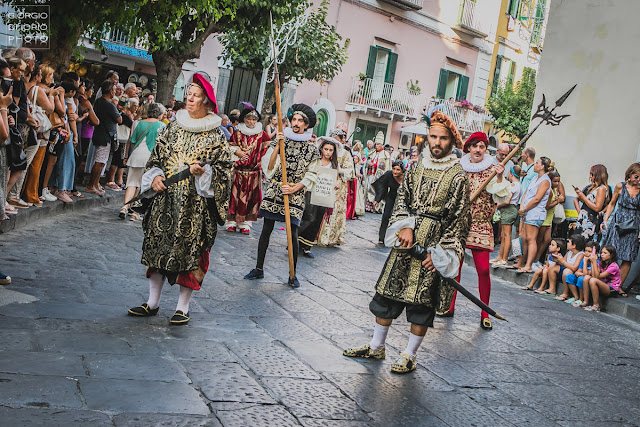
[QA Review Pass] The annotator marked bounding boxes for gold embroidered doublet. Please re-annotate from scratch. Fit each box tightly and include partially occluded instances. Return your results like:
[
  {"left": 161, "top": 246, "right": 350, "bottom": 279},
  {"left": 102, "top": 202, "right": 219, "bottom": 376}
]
[{"left": 375, "top": 161, "right": 470, "bottom": 309}]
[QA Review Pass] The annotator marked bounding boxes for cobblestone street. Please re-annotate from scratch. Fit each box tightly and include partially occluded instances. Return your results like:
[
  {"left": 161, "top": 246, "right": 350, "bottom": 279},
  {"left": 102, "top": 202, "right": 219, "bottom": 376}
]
[{"left": 0, "top": 206, "right": 639, "bottom": 426}]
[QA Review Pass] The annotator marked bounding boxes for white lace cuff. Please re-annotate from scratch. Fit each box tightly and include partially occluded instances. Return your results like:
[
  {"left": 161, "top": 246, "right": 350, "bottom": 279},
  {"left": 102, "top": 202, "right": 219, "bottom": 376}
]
[
  {"left": 384, "top": 217, "right": 416, "bottom": 247},
  {"left": 427, "top": 245, "right": 460, "bottom": 278},
  {"left": 140, "top": 167, "right": 164, "bottom": 194},
  {"left": 195, "top": 164, "right": 215, "bottom": 198}
]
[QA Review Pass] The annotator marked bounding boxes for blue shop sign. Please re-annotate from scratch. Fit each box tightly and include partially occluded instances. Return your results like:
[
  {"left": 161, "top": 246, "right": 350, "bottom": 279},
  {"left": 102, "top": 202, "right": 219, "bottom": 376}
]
[{"left": 104, "top": 42, "right": 152, "bottom": 60}]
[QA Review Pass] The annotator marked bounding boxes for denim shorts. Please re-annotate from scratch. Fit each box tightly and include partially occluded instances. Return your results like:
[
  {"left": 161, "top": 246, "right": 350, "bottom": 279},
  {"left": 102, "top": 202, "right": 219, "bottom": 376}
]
[{"left": 524, "top": 218, "right": 544, "bottom": 227}]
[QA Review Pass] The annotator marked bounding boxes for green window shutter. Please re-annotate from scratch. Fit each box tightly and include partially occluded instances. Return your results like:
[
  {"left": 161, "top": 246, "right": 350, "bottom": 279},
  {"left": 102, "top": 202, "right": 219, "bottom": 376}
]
[
  {"left": 506, "top": 61, "right": 516, "bottom": 87},
  {"left": 436, "top": 69, "right": 449, "bottom": 99},
  {"left": 366, "top": 46, "right": 377, "bottom": 79},
  {"left": 384, "top": 52, "right": 398, "bottom": 84},
  {"left": 507, "top": 0, "right": 521, "bottom": 16},
  {"left": 456, "top": 75, "right": 470, "bottom": 100},
  {"left": 491, "top": 55, "right": 503, "bottom": 96}
]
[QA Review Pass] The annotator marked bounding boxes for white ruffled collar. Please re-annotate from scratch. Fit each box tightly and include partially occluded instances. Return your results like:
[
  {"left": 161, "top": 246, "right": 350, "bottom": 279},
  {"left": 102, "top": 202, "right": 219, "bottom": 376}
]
[
  {"left": 176, "top": 109, "right": 222, "bottom": 132},
  {"left": 237, "top": 122, "right": 263, "bottom": 136},
  {"left": 459, "top": 153, "right": 493, "bottom": 173},
  {"left": 421, "top": 153, "right": 459, "bottom": 170},
  {"left": 284, "top": 127, "right": 312, "bottom": 142}
]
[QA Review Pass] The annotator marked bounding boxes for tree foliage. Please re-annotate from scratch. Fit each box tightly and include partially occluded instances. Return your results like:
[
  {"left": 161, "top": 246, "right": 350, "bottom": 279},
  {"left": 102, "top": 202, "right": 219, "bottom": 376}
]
[
  {"left": 486, "top": 68, "right": 537, "bottom": 142},
  {"left": 219, "top": 0, "right": 349, "bottom": 110}
]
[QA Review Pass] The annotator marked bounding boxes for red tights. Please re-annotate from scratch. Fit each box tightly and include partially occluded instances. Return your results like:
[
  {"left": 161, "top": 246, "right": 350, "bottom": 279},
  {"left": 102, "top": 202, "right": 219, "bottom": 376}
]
[{"left": 449, "top": 248, "right": 491, "bottom": 320}]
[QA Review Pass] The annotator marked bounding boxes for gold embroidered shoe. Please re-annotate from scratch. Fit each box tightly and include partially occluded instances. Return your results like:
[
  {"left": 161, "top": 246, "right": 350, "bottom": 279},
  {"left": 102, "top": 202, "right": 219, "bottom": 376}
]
[
  {"left": 170, "top": 310, "right": 190, "bottom": 325},
  {"left": 128, "top": 303, "right": 159, "bottom": 317},
  {"left": 342, "top": 344, "right": 386, "bottom": 359},
  {"left": 391, "top": 353, "right": 417, "bottom": 374}
]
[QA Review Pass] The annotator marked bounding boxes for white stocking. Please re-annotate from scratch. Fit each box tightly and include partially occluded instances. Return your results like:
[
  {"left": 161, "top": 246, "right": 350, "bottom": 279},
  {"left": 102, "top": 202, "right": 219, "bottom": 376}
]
[
  {"left": 369, "top": 324, "right": 390, "bottom": 350},
  {"left": 403, "top": 333, "right": 425, "bottom": 358},
  {"left": 176, "top": 286, "right": 193, "bottom": 313},
  {"left": 146, "top": 274, "right": 165, "bottom": 309}
]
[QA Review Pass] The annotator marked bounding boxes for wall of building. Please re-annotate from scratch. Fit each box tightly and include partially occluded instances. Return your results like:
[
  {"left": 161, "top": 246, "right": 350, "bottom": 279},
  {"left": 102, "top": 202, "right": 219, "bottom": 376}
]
[{"left": 528, "top": 0, "right": 640, "bottom": 200}]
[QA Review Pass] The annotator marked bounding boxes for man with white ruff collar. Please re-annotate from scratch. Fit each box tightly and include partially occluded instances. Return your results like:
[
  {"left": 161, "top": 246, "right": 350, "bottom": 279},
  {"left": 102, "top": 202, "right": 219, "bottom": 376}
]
[
  {"left": 244, "top": 103, "right": 320, "bottom": 288},
  {"left": 225, "top": 102, "right": 271, "bottom": 234},
  {"left": 343, "top": 111, "right": 470, "bottom": 374},
  {"left": 442, "top": 132, "right": 511, "bottom": 330},
  {"left": 127, "top": 74, "right": 233, "bottom": 325}
]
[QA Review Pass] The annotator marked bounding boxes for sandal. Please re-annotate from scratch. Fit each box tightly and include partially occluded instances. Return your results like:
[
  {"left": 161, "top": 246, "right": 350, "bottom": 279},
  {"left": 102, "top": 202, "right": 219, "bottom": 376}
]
[
  {"left": 618, "top": 291, "right": 628, "bottom": 297},
  {"left": 584, "top": 305, "right": 600, "bottom": 312},
  {"left": 516, "top": 268, "right": 533, "bottom": 274},
  {"left": 555, "top": 295, "right": 568, "bottom": 301},
  {"left": 71, "top": 191, "right": 84, "bottom": 198},
  {"left": 390, "top": 353, "right": 417, "bottom": 374},
  {"left": 521, "top": 286, "right": 534, "bottom": 291}
]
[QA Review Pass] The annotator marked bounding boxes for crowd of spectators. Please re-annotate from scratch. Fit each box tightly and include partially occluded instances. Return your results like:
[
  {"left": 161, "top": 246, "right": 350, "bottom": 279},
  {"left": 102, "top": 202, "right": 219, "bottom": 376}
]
[{"left": 1, "top": 52, "right": 639, "bottom": 313}]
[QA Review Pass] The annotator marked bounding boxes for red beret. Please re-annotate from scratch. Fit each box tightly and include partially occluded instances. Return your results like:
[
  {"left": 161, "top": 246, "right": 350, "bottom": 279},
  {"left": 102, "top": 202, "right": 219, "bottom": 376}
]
[
  {"left": 191, "top": 73, "right": 218, "bottom": 114},
  {"left": 463, "top": 132, "right": 488, "bottom": 153}
]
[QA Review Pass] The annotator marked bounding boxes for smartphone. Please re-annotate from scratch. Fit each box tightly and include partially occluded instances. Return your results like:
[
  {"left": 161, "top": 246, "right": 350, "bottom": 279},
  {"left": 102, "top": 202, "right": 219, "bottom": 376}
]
[
  {"left": 1, "top": 78, "right": 12, "bottom": 95},
  {"left": 592, "top": 247, "right": 596, "bottom": 255}
]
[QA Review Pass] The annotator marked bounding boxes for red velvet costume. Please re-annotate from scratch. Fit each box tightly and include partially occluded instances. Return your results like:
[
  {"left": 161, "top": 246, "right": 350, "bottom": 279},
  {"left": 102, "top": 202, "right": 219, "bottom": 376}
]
[{"left": 227, "top": 125, "right": 271, "bottom": 224}]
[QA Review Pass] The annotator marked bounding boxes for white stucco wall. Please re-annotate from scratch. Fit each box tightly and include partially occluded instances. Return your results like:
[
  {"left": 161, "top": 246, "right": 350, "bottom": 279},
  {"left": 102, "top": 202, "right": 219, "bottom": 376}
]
[{"left": 528, "top": 0, "right": 640, "bottom": 192}]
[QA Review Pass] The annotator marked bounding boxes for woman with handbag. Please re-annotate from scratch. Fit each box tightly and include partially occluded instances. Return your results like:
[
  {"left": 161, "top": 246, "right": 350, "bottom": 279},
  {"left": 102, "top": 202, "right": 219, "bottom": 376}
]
[
  {"left": 120, "top": 102, "right": 165, "bottom": 221},
  {"left": 574, "top": 164, "right": 610, "bottom": 241},
  {"left": 20, "top": 64, "right": 55, "bottom": 206},
  {"left": 601, "top": 162, "right": 640, "bottom": 295}
]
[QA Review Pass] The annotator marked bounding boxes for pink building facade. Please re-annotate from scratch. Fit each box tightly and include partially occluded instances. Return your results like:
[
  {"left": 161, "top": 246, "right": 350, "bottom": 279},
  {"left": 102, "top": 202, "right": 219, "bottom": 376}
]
[{"left": 292, "top": 0, "right": 500, "bottom": 151}]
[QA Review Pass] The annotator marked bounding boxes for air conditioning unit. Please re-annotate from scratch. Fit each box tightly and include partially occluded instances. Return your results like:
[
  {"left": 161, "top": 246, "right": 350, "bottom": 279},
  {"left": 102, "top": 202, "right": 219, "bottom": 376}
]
[{"left": 399, "top": 134, "right": 411, "bottom": 149}]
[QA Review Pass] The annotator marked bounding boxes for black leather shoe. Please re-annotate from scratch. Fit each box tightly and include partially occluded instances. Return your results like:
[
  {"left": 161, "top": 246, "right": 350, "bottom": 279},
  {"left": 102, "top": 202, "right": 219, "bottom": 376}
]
[
  {"left": 128, "top": 303, "right": 159, "bottom": 317},
  {"left": 244, "top": 268, "right": 264, "bottom": 280},
  {"left": 288, "top": 276, "right": 300, "bottom": 288},
  {"left": 170, "top": 310, "right": 190, "bottom": 325},
  {"left": 480, "top": 318, "right": 493, "bottom": 330},
  {"left": 302, "top": 250, "right": 314, "bottom": 258},
  {"left": 436, "top": 309, "right": 454, "bottom": 318}
]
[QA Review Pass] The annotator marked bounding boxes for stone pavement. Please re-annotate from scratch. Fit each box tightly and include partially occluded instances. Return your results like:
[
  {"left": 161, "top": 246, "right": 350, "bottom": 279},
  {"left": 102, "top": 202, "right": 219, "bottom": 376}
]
[{"left": 0, "top": 206, "right": 639, "bottom": 426}]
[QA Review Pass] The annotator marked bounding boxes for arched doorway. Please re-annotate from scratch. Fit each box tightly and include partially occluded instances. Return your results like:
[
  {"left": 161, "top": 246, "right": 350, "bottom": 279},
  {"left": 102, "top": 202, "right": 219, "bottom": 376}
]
[{"left": 314, "top": 109, "right": 329, "bottom": 137}]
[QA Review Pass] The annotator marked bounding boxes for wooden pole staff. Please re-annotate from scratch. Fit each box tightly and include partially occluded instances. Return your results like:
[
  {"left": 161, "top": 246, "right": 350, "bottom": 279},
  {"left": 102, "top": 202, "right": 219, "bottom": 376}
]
[{"left": 470, "top": 85, "right": 576, "bottom": 203}]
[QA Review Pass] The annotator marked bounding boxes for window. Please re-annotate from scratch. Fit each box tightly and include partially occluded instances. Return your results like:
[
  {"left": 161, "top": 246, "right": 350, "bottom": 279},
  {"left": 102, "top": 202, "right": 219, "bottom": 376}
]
[
  {"left": 491, "top": 55, "right": 503, "bottom": 96},
  {"left": 314, "top": 109, "right": 329, "bottom": 137},
  {"left": 353, "top": 119, "right": 387, "bottom": 144},
  {"left": 366, "top": 45, "right": 398, "bottom": 85},
  {"left": 507, "top": 0, "right": 521, "bottom": 17},
  {"left": 436, "top": 69, "right": 469, "bottom": 100}
]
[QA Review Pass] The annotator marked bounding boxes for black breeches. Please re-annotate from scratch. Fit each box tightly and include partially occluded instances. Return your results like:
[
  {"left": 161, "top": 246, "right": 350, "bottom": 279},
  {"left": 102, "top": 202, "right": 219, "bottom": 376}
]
[{"left": 256, "top": 218, "right": 299, "bottom": 271}]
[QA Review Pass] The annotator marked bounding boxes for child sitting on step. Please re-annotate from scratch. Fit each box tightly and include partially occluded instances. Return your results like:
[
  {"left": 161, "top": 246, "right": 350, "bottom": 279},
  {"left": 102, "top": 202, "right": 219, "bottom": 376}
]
[
  {"left": 521, "top": 238, "right": 565, "bottom": 293},
  {"left": 569, "top": 241, "right": 599, "bottom": 307},
  {"left": 582, "top": 245, "right": 622, "bottom": 312},
  {"left": 552, "top": 234, "right": 586, "bottom": 302}
]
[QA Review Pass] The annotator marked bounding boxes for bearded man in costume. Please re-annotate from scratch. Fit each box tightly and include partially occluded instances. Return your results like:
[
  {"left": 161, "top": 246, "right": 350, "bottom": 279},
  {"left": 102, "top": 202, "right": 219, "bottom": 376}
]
[
  {"left": 365, "top": 133, "right": 391, "bottom": 213},
  {"left": 441, "top": 132, "right": 510, "bottom": 330},
  {"left": 317, "top": 129, "right": 355, "bottom": 247},
  {"left": 244, "top": 104, "right": 319, "bottom": 288},
  {"left": 127, "top": 74, "right": 233, "bottom": 325},
  {"left": 343, "top": 111, "right": 470, "bottom": 373},
  {"left": 225, "top": 103, "right": 271, "bottom": 234}
]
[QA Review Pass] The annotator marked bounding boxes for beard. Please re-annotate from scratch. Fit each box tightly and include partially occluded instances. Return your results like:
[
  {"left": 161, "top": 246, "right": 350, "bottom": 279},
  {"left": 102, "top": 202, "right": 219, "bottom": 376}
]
[{"left": 428, "top": 143, "right": 453, "bottom": 159}]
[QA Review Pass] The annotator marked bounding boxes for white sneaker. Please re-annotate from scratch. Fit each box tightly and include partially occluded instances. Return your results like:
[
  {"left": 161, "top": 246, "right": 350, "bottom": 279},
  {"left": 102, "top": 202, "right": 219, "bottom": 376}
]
[
  {"left": 41, "top": 188, "right": 57, "bottom": 202},
  {"left": 531, "top": 261, "right": 543, "bottom": 271}
]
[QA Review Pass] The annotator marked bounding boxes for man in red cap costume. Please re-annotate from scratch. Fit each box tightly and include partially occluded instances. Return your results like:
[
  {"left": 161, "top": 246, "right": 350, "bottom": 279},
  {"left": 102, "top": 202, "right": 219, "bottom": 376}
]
[
  {"left": 225, "top": 102, "right": 271, "bottom": 235},
  {"left": 343, "top": 111, "right": 471, "bottom": 374},
  {"left": 441, "top": 132, "right": 511, "bottom": 330},
  {"left": 127, "top": 74, "right": 234, "bottom": 325}
]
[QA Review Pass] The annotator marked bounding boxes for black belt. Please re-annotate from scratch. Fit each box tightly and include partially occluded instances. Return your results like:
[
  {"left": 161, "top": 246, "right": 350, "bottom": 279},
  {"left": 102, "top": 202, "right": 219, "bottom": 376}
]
[{"left": 410, "top": 211, "right": 442, "bottom": 221}]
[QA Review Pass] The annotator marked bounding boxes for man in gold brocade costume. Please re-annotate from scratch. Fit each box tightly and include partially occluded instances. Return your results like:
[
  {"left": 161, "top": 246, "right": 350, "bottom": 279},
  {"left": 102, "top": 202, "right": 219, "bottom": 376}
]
[{"left": 343, "top": 111, "right": 471, "bottom": 374}]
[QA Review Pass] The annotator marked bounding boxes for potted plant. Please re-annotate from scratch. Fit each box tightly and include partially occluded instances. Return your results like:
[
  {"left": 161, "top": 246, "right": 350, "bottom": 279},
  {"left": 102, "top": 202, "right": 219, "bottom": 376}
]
[
  {"left": 460, "top": 100, "right": 474, "bottom": 110},
  {"left": 406, "top": 79, "right": 421, "bottom": 94},
  {"left": 358, "top": 73, "right": 367, "bottom": 81}
]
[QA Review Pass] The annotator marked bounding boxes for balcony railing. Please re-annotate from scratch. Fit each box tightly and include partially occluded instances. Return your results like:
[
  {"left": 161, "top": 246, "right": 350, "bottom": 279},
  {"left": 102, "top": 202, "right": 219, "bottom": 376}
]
[
  {"left": 377, "top": 0, "right": 423, "bottom": 11},
  {"left": 454, "top": 0, "right": 487, "bottom": 38},
  {"left": 426, "top": 98, "right": 486, "bottom": 134},
  {"left": 346, "top": 77, "right": 422, "bottom": 121},
  {"left": 104, "top": 28, "right": 147, "bottom": 51}
]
